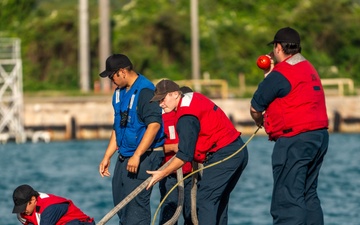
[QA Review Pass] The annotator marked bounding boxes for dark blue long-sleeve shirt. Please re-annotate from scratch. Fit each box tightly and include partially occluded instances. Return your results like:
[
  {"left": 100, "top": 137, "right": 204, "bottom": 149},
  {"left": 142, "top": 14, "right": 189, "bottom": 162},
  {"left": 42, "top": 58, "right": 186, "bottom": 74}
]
[
  {"left": 39, "top": 203, "right": 68, "bottom": 225},
  {"left": 176, "top": 115, "right": 200, "bottom": 162},
  {"left": 251, "top": 71, "right": 291, "bottom": 112}
]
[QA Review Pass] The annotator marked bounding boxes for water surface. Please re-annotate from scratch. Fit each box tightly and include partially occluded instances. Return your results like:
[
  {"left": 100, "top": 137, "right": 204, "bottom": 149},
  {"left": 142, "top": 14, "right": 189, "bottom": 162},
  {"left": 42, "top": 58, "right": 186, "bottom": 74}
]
[{"left": 0, "top": 133, "right": 359, "bottom": 225}]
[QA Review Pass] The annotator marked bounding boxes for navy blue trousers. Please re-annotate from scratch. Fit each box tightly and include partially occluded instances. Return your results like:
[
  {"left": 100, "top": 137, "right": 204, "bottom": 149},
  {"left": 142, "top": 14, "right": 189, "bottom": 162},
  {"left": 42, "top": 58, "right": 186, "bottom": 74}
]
[
  {"left": 271, "top": 129, "right": 329, "bottom": 225},
  {"left": 159, "top": 172, "right": 194, "bottom": 225},
  {"left": 196, "top": 136, "right": 248, "bottom": 225},
  {"left": 112, "top": 150, "right": 164, "bottom": 225}
]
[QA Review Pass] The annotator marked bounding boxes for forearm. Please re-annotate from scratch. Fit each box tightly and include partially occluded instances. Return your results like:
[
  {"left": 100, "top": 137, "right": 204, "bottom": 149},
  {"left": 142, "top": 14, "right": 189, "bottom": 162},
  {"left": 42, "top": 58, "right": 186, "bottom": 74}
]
[
  {"left": 250, "top": 106, "right": 264, "bottom": 127},
  {"left": 164, "top": 143, "right": 178, "bottom": 153},
  {"left": 103, "top": 130, "right": 118, "bottom": 159},
  {"left": 133, "top": 122, "right": 161, "bottom": 157},
  {"left": 161, "top": 157, "right": 185, "bottom": 177},
  {"left": 146, "top": 156, "right": 186, "bottom": 189}
]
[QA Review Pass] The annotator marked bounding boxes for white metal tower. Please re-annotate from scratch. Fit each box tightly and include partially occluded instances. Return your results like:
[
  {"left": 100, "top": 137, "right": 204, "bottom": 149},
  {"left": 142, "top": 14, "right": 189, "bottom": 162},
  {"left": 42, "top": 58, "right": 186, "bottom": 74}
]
[{"left": 0, "top": 38, "right": 26, "bottom": 143}]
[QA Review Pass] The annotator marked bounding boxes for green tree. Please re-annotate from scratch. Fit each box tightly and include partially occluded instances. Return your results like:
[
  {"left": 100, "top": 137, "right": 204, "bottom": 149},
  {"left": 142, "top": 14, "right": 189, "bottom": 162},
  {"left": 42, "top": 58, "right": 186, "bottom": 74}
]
[
  {"left": 0, "top": 0, "right": 37, "bottom": 34},
  {"left": 0, "top": 0, "right": 359, "bottom": 93}
]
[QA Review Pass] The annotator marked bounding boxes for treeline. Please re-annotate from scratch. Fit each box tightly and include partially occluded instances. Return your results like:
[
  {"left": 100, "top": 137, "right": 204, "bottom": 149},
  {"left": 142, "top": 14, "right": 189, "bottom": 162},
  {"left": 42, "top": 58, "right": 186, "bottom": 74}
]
[{"left": 1, "top": 0, "right": 360, "bottom": 93}]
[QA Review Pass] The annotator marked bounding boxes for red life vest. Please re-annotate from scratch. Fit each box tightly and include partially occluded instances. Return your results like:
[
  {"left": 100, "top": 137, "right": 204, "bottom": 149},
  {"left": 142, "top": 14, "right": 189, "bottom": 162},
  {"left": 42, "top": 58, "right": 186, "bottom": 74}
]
[
  {"left": 175, "top": 92, "right": 240, "bottom": 163},
  {"left": 264, "top": 53, "right": 328, "bottom": 141},
  {"left": 162, "top": 110, "right": 192, "bottom": 174},
  {"left": 20, "top": 193, "right": 93, "bottom": 225}
]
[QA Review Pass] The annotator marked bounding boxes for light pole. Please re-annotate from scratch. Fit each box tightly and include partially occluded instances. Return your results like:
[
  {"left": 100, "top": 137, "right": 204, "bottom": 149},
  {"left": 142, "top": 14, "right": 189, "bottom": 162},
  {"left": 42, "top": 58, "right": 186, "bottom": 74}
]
[
  {"left": 191, "top": 0, "right": 200, "bottom": 90},
  {"left": 99, "top": 0, "right": 111, "bottom": 93},
  {"left": 79, "top": 0, "right": 90, "bottom": 92}
]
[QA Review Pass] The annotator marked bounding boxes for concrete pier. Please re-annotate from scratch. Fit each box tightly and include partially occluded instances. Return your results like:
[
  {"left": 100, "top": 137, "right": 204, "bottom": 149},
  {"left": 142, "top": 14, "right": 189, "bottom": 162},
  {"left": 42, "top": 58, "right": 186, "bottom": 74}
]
[{"left": 14, "top": 95, "right": 359, "bottom": 142}]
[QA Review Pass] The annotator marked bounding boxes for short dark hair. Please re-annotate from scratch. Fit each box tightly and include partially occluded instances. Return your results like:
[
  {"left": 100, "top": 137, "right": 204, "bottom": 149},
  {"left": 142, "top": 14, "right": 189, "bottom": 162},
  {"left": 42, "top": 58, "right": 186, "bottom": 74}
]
[
  {"left": 277, "top": 42, "right": 302, "bottom": 55},
  {"left": 180, "top": 86, "right": 193, "bottom": 94}
]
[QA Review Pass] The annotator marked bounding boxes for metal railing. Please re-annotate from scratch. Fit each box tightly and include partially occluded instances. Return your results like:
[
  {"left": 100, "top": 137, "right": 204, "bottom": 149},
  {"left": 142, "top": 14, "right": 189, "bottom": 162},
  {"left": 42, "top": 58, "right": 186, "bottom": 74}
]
[
  {"left": 321, "top": 78, "right": 355, "bottom": 96},
  {"left": 0, "top": 38, "right": 21, "bottom": 59}
]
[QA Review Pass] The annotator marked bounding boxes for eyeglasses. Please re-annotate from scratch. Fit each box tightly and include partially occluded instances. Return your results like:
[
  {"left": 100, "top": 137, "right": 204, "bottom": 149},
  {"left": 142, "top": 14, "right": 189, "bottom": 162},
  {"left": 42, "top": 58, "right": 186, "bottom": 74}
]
[{"left": 109, "top": 70, "right": 118, "bottom": 80}]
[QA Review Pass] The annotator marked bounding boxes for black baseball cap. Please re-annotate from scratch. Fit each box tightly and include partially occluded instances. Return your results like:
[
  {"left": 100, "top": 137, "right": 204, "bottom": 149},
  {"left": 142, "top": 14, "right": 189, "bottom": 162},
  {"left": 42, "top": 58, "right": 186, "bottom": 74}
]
[
  {"left": 99, "top": 54, "right": 133, "bottom": 78},
  {"left": 12, "top": 184, "right": 38, "bottom": 213},
  {"left": 267, "top": 27, "right": 300, "bottom": 45}
]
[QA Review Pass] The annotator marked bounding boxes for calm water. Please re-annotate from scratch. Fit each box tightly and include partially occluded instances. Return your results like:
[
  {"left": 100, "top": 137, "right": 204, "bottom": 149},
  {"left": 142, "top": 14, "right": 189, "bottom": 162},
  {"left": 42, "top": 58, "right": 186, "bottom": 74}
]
[{"left": 0, "top": 133, "right": 359, "bottom": 225}]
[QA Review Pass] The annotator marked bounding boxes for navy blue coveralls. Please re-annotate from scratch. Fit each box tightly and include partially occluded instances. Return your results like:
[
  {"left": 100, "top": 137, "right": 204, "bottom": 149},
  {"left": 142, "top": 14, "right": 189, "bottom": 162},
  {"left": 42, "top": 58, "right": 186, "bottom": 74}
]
[
  {"left": 112, "top": 79, "right": 164, "bottom": 225},
  {"left": 251, "top": 72, "right": 329, "bottom": 225}
]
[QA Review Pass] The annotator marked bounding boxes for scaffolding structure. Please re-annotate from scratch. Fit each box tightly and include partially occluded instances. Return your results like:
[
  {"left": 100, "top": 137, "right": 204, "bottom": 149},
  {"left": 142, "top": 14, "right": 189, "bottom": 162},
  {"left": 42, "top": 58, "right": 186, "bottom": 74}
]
[{"left": 0, "top": 38, "right": 26, "bottom": 143}]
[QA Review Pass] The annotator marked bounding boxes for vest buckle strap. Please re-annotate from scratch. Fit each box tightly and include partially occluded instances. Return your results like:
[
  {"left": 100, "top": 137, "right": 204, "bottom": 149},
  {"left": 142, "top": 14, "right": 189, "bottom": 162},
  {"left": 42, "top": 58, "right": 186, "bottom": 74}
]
[
  {"left": 118, "top": 154, "right": 130, "bottom": 162},
  {"left": 204, "top": 151, "right": 215, "bottom": 163}
]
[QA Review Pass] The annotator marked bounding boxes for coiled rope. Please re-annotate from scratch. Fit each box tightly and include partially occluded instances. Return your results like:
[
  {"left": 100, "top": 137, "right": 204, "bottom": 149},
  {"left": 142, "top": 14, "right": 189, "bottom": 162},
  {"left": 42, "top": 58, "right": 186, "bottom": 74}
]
[
  {"left": 165, "top": 162, "right": 202, "bottom": 225},
  {"left": 151, "top": 127, "right": 260, "bottom": 225},
  {"left": 190, "top": 162, "right": 201, "bottom": 225},
  {"left": 162, "top": 168, "right": 184, "bottom": 225}
]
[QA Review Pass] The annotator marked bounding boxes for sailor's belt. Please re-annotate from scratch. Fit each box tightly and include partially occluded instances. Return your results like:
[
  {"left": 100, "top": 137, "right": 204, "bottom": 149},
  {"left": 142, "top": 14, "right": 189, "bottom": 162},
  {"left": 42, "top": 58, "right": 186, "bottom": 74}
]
[
  {"left": 147, "top": 146, "right": 164, "bottom": 152},
  {"left": 118, "top": 147, "right": 164, "bottom": 162}
]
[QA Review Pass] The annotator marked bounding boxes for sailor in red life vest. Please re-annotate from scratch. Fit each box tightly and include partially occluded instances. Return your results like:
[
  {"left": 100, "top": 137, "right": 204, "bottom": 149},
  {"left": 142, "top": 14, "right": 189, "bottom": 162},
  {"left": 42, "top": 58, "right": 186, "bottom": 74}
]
[
  {"left": 146, "top": 79, "right": 249, "bottom": 225},
  {"left": 250, "top": 27, "right": 329, "bottom": 225},
  {"left": 159, "top": 86, "right": 194, "bottom": 225},
  {"left": 12, "top": 184, "right": 95, "bottom": 225}
]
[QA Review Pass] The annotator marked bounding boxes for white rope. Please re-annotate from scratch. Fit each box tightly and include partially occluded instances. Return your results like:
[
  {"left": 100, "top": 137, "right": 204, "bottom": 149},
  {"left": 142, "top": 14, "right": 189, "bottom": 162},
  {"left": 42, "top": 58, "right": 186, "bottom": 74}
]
[
  {"left": 163, "top": 168, "right": 184, "bottom": 225},
  {"left": 96, "top": 156, "right": 176, "bottom": 225}
]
